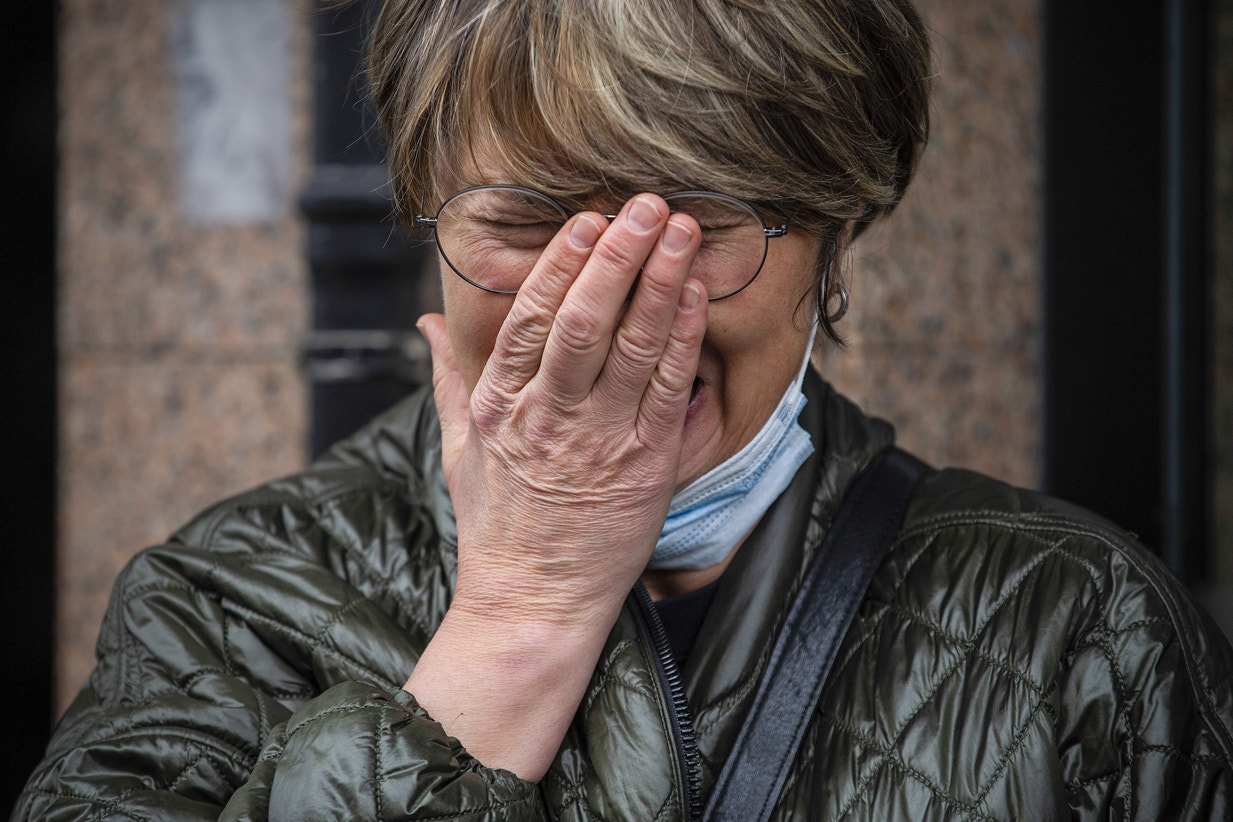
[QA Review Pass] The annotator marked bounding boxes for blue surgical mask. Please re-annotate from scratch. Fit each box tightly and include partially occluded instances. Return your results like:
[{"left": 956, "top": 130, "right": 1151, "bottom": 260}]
[{"left": 648, "top": 331, "right": 817, "bottom": 571}]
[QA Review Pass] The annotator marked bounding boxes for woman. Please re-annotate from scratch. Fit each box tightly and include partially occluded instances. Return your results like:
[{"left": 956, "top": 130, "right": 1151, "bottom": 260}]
[{"left": 16, "top": 0, "right": 1233, "bottom": 819}]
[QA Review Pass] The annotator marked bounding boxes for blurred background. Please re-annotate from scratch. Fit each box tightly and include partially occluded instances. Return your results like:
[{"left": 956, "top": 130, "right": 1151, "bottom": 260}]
[{"left": 3, "top": 0, "right": 1231, "bottom": 810}]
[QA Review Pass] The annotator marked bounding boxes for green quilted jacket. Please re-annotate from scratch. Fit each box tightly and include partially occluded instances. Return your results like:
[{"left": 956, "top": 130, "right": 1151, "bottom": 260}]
[{"left": 16, "top": 373, "right": 1233, "bottom": 820}]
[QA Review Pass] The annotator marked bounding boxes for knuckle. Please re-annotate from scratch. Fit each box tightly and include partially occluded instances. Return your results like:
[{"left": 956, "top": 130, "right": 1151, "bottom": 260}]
[
  {"left": 500, "top": 303, "right": 550, "bottom": 357},
  {"left": 638, "top": 265, "right": 681, "bottom": 299},
  {"left": 591, "top": 235, "right": 650, "bottom": 274},
  {"left": 469, "top": 390, "right": 507, "bottom": 432},
  {"left": 532, "top": 248, "right": 582, "bottom": 293},
  {"left": 651, "top": 352, "right": 693, "bottom": 395},
  {"left": 551, "top": 305, "right": 606, "bottom": 357},
  {"left": 610, "top": 328, "right": 661, "bottom": 372}
]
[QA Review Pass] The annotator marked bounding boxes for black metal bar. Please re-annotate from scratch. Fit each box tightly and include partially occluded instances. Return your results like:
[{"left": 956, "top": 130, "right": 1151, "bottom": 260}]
[
  {"left": 1161, "top": 0, "right": 1210, "bottom": 582},
  {"left": 1, "top": 0, "right": 56, "bottom": 811},
  {"left": 313, "top": 2, "right": 382, "bottom": 167},
  {"left": 1042, "top": 0, "right": 1165, "bottom": 549}
]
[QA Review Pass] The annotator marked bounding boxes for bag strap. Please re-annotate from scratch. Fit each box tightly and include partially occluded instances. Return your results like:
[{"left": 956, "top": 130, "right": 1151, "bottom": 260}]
[{"left": 703, "top": 447, "right": 932, "bottom": 822}]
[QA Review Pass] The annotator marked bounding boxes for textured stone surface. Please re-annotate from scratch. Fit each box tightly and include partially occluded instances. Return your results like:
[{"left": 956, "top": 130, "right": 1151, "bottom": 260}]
[
  {"left": 56, "top": 0, "right": 311, "bottom": 710},
  {"left": 824, "top": 0, "right": 1041, "bottom": 489},
  {"left": 59, "top": 0, "right": 308, "bottom": 355},
  {"left": 172, "top": 0, "right": 294, "bottom": 224},
  {"left": 57, "top": 360, "right": 307, "bottom": 698}
]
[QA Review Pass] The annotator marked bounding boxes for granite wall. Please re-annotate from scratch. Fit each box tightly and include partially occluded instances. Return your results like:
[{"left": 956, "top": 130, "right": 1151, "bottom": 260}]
[
  {"left": 54, "top": 0, "right": 1087, "bottom": 709},
  {"left": 57, "top": 0, "right": 312, "bottom": 710},
  {"left": 825, "top": 0, "right": 1041, "bottom": 489}
]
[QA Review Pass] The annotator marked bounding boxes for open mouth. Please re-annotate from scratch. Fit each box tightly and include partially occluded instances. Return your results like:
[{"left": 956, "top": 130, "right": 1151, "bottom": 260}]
[{"left": 686, "top": 376, "right": 705, "bottom": 421}]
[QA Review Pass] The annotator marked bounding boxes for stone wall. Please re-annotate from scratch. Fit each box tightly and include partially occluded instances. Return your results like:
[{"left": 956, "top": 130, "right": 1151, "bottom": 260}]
[
  {"left": 57, "top": 0, "right": 311, "bottom": 710},
  {"left": 825, "top": 0, "right": 1041, "bottom": 489}
]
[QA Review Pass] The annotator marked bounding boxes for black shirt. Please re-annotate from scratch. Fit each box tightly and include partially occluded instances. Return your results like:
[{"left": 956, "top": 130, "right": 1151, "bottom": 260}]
[{"left": 652, "top": 579, "right": 721, "bottom": 668}]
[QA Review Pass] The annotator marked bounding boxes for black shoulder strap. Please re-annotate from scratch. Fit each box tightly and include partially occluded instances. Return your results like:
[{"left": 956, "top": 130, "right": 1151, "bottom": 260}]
[{"left": 704, "top": 447, "right": 932, "bottom": 822}]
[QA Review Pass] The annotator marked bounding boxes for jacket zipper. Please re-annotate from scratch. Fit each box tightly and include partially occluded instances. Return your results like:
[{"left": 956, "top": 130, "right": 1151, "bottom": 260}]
[{"left": 632, "top": 582, "right": 703, "bottom": 822}]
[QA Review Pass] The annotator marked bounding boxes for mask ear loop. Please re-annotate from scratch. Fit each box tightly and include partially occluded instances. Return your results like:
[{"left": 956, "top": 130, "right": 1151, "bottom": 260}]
[{"left": 797, "top": 314, "right": 821, "bottom": 385}]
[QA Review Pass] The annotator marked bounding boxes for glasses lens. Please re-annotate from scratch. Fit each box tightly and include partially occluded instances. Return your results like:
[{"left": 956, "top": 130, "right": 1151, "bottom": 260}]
[
  {"left": 434, "top": 186, "right": 569, "bottom": 293},
  {"left": 665, "top": 193, "right": 768, "bottom": 299}
]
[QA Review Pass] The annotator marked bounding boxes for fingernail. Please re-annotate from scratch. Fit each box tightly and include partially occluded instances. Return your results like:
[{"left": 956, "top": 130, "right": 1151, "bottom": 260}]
[
  {"left": 679, "top": 282, "right": 701, "bottom": 311},
  {"left": 628, "top": 196, "right": 662, "bottom": 233},
  {"left": 662, "top": 220, "right": 693, "bottom": 253},
  {"left": 570, "top": 215, "right": 602, "bottom": 249}
]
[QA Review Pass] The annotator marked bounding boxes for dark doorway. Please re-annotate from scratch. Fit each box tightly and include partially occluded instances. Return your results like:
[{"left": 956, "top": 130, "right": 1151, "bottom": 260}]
[
  {"left": 301, "top": 1, "right": 438, "bottom": 457},
  {"left": 1042, "top": 0, "right": 1210, "bottom": 581},
  {"left": 1, "top": 0, "right": 57, "bottom": 812}
]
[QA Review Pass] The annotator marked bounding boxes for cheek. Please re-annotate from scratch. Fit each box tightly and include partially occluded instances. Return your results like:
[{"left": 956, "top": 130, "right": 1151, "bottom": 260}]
[
  {"left": 440, "top": 268, "right": 515, "bottom": 392},
  {"left": 705, "top": 257, "right": 817, "bottom": 351}
]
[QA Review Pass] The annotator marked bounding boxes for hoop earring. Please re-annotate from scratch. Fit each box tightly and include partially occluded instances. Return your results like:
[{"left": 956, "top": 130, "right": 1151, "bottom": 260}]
[
  {"left": 821, "top": 271, "right": 849, "bottom": 323},
  {"left": 832, "top": 284, "right": 849, "bottom": 322}
]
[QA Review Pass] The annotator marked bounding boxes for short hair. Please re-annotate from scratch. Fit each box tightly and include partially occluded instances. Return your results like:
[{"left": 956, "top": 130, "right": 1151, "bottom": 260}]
[{"left": 366, "top": 0, "right": 932, "bottom": 342}]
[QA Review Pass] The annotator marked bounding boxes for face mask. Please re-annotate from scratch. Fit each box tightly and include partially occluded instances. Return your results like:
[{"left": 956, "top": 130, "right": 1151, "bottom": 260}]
[{"left": 648, "top": 330, "right": 817, "bottom": 571}]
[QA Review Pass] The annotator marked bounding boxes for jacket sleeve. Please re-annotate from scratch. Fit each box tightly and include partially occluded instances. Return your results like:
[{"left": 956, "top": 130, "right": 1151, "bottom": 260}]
[
  {"left": 12, "top": 506, "right": 547, "bottom": 820},
  {"left": 219, "top": 683, "right": 545, "bottom": 821},
  {"left": 1055, "top": 531, "right": 1233, "bottom": 820}
]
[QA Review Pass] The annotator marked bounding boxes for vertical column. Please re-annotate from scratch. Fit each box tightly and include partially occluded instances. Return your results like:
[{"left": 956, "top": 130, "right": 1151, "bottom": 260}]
[
  {"left": 826, "top": 0, "right": 1043, "bottom": 489},
  {"left": 1162, "top": 0, "right": 1210, "bottom": 580},
  {"left": 57, "top": 0, "right": 311, "bottom": 710},
  {"left": 2, "top": 0, "right": 56, "bottom": 805}
]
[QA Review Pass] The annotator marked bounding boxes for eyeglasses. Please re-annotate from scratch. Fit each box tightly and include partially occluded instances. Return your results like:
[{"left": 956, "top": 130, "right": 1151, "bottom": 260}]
[{"left": 416, "top": 185, "right": 789, "bottom": 300}]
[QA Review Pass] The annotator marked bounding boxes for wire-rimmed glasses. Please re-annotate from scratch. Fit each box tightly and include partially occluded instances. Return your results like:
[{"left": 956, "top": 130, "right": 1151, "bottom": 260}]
[{"left": 416, "top": 185, "right": 789, "bottom": 301}]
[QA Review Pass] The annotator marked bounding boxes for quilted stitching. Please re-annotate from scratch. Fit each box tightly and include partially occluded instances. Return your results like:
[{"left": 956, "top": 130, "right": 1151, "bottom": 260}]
[
  {"left": 777, "top": 505, "right": 1233, "bottom": 820},
  {"left": 822, "top": 535, "right": 1056, "bottom": 814}
]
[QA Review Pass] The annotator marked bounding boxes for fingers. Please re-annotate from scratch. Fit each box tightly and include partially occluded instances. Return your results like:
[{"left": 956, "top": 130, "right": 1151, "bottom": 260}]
[
  {"left": 481, "top": 194, "right": 704, "bottom": 422},
  {"left": 637, "top": 279, "right": 707, "bottom": 441},
  {"left": 536, "top": 195, "right": 676, "bottom": 402},
  {"left": 594, "top": 211, "right": 702, "bottom": 408},
  {"left": 481, "top": 213, "right": 608, "bottom": 399}
]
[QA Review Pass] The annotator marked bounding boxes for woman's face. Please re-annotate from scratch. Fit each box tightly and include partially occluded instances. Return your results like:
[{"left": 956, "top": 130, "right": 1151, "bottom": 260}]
[{"left": 437, "top": 175, "right": 822, "bottom": 491}]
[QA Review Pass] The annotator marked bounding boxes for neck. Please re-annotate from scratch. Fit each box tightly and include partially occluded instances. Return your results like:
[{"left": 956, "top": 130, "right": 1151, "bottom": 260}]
[
  {"left": 640, "top": 523, "right": 754, "bottom": 600},
  {"left": 640, "top": 561, "right": 729, "bottom": 602}
]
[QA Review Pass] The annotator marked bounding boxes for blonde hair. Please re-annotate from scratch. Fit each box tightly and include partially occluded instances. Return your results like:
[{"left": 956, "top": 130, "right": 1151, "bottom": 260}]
[{"left": 366, "top": 0, "right": 932, "bottom": 341}]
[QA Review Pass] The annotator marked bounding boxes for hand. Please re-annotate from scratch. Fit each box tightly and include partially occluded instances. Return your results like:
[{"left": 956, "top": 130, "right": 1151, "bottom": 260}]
[
  {"left": 424, "top": 193, "right": 707, "bottom": 625},
  {"left": 407, "top": 194, "right": 707, "bottom": 780}
]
